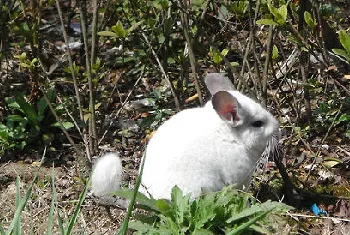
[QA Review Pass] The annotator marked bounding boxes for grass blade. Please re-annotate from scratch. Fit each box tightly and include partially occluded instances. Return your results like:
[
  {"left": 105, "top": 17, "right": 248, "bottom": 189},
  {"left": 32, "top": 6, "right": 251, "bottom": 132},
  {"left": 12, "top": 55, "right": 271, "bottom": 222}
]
[
  {"left": 56, "top": 211, "right": 66, "bottom": 235},
  {"left": 5, "top": 147, "right": 47, "bottom": 235},
  {"left": 14, "top": 176, "right": 21, "bottom": 235},
  {"left": 46, "top": 165, "right": 57, "bottom": 235},
  {"left": 6, "top": 176, "right": 36, "bottom": 235},
  {"left": 227, "top": 210, "right": 270, "bottom": 235},
  {"left": 0, "top": 224, "right": 5, "bottom": 235},
  {"left": 65, "top": 177, "right": 91, "bottom": 235},
  {"left": 117, "top": 149, "right": 147, "bottom": 235}
]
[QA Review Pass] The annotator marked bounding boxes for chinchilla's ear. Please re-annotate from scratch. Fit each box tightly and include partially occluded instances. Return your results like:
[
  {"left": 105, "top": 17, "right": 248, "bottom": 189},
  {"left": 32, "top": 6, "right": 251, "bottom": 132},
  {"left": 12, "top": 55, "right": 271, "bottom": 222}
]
[
  {"left": 204, "top": 73, "right": 235, "bottom": 95},
  {"left": 212, "top": 91, "right": 242, "bottom": 127}
]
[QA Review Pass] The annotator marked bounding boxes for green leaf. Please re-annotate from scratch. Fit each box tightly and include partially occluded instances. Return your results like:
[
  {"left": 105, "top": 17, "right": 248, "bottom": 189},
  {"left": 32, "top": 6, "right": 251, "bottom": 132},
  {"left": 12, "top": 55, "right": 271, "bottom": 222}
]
[
  {"left": 171, "top": 186, "right": 190, "bottom": 225},
  {"left": 277, "top": 4, "right": 287, "bottom": 24},
  {"left": 272, "top": 45, "right": 279, "bottom": 60},
  {"left": 0, "top": 125, "right": 9, "bottom": 141},
  {"left": 230, "top": 1, "right": 248, "bottom": 16},
  {"left": 20, "top": 62, "right": 31, "bottom": 68},
  {"left": 227, "top": 211, "right": 269, "bottom": 235},
  {"left": 227, "top": 204, "right": 265, "bottom": 223},
  {"left": 191, "top": 193, "right": 216, "bottom": 230},
  {"left": 230, "top": 62, "right": 239, "bottom": 67},
  {"left": 37, "top": 97, "right": 47, "bottom": 118},
  {"left": 30, "top": 58, "right": 39, "bottom": 67},
  {"left": 14, "top": 94, "right": 40, "bottom": 127},
  {"left": 346, "top": 129, "right": 350, "bottom": 138},
  {"left": 332, "top": 48, "right": 350, "bottom": 61},
  {"left": 210, "top": 47, "right": 223, "bottom": 64},
  {"left": 7, "top": 115, "right": 26, "bottom": 122},
  {"left": 221, "top": 48, "right": 229, "bottom": 56},
  {"left": 218, "top": 5, "right": 229, "bottom": 20},
  {"left": 156, "top": 199, "right": 172, "bottom": 214},
  {"left": 19, "top": 52, "right": 27, "bottom": 60},
  {"left": 266, "top": 0, "right": 287, "bottom": 25},
  {"left": 158, "top": 34, "right": 165, "bottom": 43},
  {"left": 320, "top": 3, "right": 339, "bottom": 17},
  {"left": 128, "top": 221, "right": 167, "bottom": 233},
  {"left": 339, "top": 30, "right": 350, "bottom": 54},
  {"left": 192, "top": 229, "right": 214, "bottom": 235},
  {"left": 128, "top": 20, "right": 144, "bottom": 34},
  {"left": 227, "top": 200, "right": 293, "bottom": 223},
  {"left": 256, "top": 19, "right": 278, "bottom": 26},
  {"left": 249, "top": 224, "right": 270, "bottom": 234},
  {"left": 304, "top": 11, "right": 316, "bottom": 30},
  {"left": 113, "top": 188, "right": 159, "bottom": 212},
  {"left": 37, "top": 90, "right": 55, "bottom": 118},
  {"left": 112, "top": 21, "right": 127, "bottom": 38},
  {"left": 338, "top": 113, "right": 350, "bottom": 122},
  {"left": 6, "top": 98, "right": 21, "bottom": 110},
  {"left": 51, "top": 122, "right": 74, "bottom": 130},
  {"left": 97, "top": 30, "right": 118, "bottom": 37},
  {"left": 267, "top": 0, "right": 279, "bottom": 19},
  {"left": 56, "top": 212, "right": 66, "bottom": 234},
  {"left": 213, "top": 53, "right": 222, "bottom": 64}
]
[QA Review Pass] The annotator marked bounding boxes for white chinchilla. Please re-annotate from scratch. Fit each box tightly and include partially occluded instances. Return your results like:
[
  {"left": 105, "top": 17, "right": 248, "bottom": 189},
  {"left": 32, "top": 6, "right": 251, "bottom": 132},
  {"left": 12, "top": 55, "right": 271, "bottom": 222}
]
[
  {"left": 91, "top": 152, "right": 123, "bottom": 198},
  {"left": 91, "top": 73, "right": 279, "bottom": 202},
  {"left": 139, "top": 73, "right": 279, "bottom": 199}
]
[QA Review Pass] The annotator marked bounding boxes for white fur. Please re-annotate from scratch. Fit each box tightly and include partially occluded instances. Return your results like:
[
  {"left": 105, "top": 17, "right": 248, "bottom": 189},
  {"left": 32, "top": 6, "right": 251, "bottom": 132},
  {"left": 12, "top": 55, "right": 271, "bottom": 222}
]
[
  {"left": 91, "top": 74, "right": 279, "bottom": 202},
  {"left": 91, "top": 153, "right": 123, "bottom": 197},
  {"left": 140, "top": 90, "right": 279, "bottom": 200}
]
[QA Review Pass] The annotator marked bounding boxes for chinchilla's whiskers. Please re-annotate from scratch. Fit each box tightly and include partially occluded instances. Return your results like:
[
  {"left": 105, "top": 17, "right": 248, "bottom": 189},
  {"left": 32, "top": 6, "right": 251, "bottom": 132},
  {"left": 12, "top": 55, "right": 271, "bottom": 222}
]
[
  {"left": 255, "top": 132, "right": 280, "bottom": 173},
  {"left": 236, "top": 133, "right": 281, "bottom": 189}
]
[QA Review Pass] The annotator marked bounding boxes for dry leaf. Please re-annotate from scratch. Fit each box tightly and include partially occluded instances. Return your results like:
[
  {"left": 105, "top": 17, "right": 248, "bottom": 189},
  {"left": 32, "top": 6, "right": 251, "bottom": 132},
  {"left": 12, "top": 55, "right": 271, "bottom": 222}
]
[
  {"left": 343, "top": 74, "right": 350, "bottom": 80},
  {"left": 327, "top": 65, "right": 337, "bottom": 71}
]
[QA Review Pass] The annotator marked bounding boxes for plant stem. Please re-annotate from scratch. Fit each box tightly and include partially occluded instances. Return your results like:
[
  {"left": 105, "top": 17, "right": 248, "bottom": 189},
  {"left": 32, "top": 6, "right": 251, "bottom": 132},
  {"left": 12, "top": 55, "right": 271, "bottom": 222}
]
[
  {"left": 179, "top": 0, "right": 204, "bottom": 106},
  {"left": 90, "top": 0, "right": 98, "bottom": 65},
  {"left": 56, "top": 0, "right": 91, "bottom": 161},
  {"left": 79, "top": 0, "right": 98, "bottom": 156},
  {"left": 141, "top": 32, "right": 180, "bottom": 111},
  {"left": 262, "top": 25, "right": 274, "bottom": 106}
]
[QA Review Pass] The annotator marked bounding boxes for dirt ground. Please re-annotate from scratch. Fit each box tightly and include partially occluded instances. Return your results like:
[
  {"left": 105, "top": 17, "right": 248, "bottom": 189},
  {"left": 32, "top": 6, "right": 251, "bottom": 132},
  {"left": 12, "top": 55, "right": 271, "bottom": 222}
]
[
  {"left": 1, "top": 143, "right": 350, "bottom": 234},
  {"left": 0, "top": 151, "right": 132, "bottom": 234}
]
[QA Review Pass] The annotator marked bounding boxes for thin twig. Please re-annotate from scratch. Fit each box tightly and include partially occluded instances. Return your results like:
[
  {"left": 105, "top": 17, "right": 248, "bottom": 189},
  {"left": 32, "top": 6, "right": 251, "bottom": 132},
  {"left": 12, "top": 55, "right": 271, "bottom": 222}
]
[
  {"left": 287, "top": 212, "right": 350, "bottom": 223},
  {"left": 37, "top": 84, "right": 82, "bottom": 157},
  {"left": 262, "top": 25, "right": 274, "bottom": 106},
  {"left": 248, "top": 0, "right": 262, "bottom": 93},
  {"left": 55, "top": 0, "right": 84, "bottom": 122},
  {"left": 90, "top": 0, "right": 98, "bottom": 65},
  {"left": 98, "top": 70, "right": 144, "bottom": 145},
  {"left": 179, "top": 0, "right": 203, "bottom": 106},
  {"left": 321, "top": 104, "right": 343, "bottom": 144},
  {"left": 141, "top": 32, "right": 180, "bottom": 111},
  {"left": 79, "top": 0, "right": 98, "bottom": 156},
  {"left": 238, "top": 0, "right": 261, "bottom": 93},
  {"left": 238, "top": 34, "right": 251, "bottom": 91},
  {"left": 55, "top": 0, "right": 90, "bottom": 160},
  {"left": 286, "top": 23, "right": 328, "bottom": 68},
  {"left": 56, "top": 96, "right": 88, "bottom": 146},
  {"left": 334, "top": 79, "right": 350, "bottom": 96},
  {"left": 200, "top": 0, "right": 210, "bottom": 20}
]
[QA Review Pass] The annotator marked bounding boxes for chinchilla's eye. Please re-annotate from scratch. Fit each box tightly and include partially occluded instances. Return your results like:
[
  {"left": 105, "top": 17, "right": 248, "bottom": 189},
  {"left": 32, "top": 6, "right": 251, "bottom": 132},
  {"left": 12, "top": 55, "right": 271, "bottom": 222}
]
[{"left": 252, "top": 120, "right": 264, "bottom": 127}]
